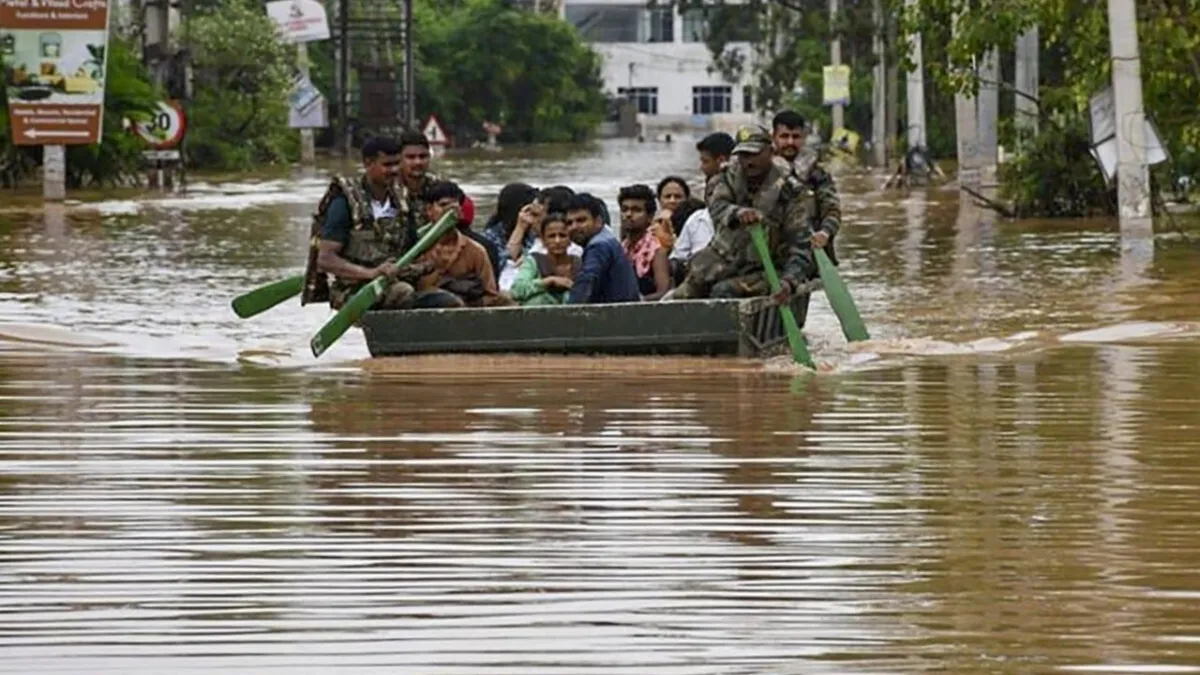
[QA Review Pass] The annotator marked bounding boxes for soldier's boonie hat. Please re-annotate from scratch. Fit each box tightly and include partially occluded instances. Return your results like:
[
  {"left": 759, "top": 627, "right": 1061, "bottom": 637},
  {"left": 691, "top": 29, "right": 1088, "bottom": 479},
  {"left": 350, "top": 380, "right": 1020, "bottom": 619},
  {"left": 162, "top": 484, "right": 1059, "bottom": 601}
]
[{"left": 732, "top": 125, "right": 772, "bottom": 154}]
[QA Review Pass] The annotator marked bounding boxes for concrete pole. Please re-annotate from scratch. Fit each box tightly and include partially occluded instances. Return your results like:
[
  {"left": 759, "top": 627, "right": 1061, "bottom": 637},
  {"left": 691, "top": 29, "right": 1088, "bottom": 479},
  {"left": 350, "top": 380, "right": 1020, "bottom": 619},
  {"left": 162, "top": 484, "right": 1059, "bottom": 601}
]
[
  {"left": 1106, "top": 0, "right": 1151, "bottom": 231},
  {"left": 871, "top": 0, "right": 887, "bottom": 166},
  {"left": 297, "top": 43, "right": 316, "bottom": 166},
  {"left": 952, "top": 11, "right": 979, "bottom": 188},
  {"left": 976, "top": 48, "right": 999, "bottom": 186},
  {"left": 904, "top": 0, "right": 926, "bottom": 150},
  {"left": 885, "top": 16, "right": 900, "bottom": 160},
  {"left": 404, "top": 0, "right": 415, "bottom": 127},
  {"left": 829, "top": 0, "right": 843, "bottom": 132},
  {"left": 43, "top": 145, "right": 66, "bottom": 201},
  {"left": 1014, "top": 27, "right": 1039, "bottom": 142}
]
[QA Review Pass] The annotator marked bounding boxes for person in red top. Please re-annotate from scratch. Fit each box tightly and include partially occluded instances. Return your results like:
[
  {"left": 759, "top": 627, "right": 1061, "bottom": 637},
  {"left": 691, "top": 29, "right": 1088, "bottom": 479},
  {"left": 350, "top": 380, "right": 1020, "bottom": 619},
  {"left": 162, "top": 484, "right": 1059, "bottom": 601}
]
[{"left": 617, "top": 184, "right": 671, "bottom": 301}]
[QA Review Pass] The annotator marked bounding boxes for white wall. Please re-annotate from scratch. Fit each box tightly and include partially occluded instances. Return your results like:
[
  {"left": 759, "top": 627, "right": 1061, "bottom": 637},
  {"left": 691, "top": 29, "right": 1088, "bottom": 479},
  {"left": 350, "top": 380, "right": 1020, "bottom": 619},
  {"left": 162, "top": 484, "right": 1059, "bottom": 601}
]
[{"left": 593, "top": 42, "right": 754, "bottom": 118}]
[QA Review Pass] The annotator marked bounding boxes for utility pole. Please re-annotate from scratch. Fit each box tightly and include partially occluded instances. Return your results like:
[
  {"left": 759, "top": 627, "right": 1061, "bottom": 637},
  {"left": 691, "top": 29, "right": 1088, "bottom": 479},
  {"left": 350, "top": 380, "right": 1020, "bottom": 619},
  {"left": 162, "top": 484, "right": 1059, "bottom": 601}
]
[
  {"left": 1014, "top": 27, "right": 1039, "bottom": 144},
  {"left": 297, "top": 43, "right": 316, "bottom": 165},
  {"left": 829, "top": 0, "right": 843, "bottom": 132},
  {"left": 1106, "top": 0, "right": 1151, "bottom": 231},
  {"left": 871, "top": 0, "right": 887, "bottom": 167},
  {"left": 404, "top": 0, "right": 415, "bottom": 127},
  {"left": 952, "top": 10, "right": 979, "bottom": 188},
  {"left": 904, "top": 0, "right": 926, "bottom": 151},
  {"left": 339, "top": 0, "right": 352, "bottom": 157},
  {"left": 977, "top": 48, "right": 999, "bottom": 187}
]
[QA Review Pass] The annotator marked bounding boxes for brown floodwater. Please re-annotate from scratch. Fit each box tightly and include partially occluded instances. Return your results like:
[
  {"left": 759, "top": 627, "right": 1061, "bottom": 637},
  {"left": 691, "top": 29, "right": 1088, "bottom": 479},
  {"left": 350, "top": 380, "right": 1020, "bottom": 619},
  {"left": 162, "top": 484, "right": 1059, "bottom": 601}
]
[{"left": 3, "top": 140, "right": 1200, "bottom": 673}]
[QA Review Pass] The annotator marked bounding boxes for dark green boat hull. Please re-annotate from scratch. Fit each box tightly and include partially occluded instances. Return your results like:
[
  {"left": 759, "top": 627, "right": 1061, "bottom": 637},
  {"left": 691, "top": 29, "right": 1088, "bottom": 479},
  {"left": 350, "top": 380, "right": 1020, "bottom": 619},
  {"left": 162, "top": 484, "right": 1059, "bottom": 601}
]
[{"left": 359, "top": 280, "right": 820, "bottom": 358}]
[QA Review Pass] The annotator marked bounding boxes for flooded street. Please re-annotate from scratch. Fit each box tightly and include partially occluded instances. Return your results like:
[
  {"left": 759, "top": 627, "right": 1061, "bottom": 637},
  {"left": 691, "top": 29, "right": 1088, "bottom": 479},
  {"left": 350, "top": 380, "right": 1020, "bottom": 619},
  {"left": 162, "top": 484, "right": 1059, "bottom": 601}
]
[{"left": 3, "top": 140, "right": 1200, "bottom": 673}]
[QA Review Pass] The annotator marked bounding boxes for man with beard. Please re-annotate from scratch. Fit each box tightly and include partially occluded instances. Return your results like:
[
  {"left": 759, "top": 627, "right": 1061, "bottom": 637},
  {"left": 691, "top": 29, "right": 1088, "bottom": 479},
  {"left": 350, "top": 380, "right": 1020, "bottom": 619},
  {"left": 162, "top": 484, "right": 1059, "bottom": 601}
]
[
  {"left": 301, "top": 133, "right": 448, "bottom": 310},
  {"left": 563, "top": 193, "right": 640, "bottom": 305},
  {"left": 672, "top": 126, "right": 817, "bottom": 303},
  {"left": 769, "top": 110, "right": 842, "bottom": 268}
]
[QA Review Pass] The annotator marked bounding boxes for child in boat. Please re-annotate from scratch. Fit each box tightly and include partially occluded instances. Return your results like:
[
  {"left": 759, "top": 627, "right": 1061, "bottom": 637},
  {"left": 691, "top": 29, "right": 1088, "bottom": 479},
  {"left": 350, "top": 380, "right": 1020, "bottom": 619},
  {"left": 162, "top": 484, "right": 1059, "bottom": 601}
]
[{"left": 509, "top": 212, "right": 580, "bottom": 306}]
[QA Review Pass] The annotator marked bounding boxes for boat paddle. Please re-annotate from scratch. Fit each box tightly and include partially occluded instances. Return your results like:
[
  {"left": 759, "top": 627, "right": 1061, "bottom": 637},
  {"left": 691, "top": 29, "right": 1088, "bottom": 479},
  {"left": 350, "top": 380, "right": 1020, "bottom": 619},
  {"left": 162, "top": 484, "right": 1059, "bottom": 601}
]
[
  {"left": 748, "top": 224, "right": 815, "bottom": 369},
  {"left": 814, "top": 247, "right": 869, "bottom": 342},
  {"left": 230, "top": 220, "right": 441, "bottom": 320},
  {"left": 309, "top": 211, "right": 457, "bottom": 358}
]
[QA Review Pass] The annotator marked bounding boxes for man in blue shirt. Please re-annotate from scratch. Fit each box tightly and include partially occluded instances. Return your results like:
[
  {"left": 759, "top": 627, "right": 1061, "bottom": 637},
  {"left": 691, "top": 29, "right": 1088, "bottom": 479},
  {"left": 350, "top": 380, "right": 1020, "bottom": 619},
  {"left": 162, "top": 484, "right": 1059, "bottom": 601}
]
[{"left": 564, "top": 194, "right": 641, "bottom": 305}]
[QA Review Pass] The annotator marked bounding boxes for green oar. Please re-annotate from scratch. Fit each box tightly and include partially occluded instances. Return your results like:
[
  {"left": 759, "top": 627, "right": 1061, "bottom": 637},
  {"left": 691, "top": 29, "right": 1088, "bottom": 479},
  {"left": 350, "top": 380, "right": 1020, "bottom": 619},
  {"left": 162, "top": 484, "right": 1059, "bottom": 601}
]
[
  {"left": 814, "top": 248, "right": 869, "bottom": 342},
  {"left": 749, "top": 224, "right": 815, "bottom": 369},
  {"left": 309, "top": 212, "right": 457, "bottom": 358},
  {"left": 231, "top": 221, "right": 440, "bottom": 319},
  {"left": 231, "top": 275, "right": 304, "bottom": 319}
]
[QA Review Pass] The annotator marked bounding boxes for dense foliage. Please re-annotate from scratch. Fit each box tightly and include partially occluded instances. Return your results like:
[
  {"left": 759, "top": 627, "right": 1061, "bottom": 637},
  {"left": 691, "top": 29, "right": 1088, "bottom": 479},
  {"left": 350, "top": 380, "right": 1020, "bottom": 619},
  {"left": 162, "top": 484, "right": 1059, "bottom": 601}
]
[{"left": 413, "top": 0, "right": 607, "bottom": 143}]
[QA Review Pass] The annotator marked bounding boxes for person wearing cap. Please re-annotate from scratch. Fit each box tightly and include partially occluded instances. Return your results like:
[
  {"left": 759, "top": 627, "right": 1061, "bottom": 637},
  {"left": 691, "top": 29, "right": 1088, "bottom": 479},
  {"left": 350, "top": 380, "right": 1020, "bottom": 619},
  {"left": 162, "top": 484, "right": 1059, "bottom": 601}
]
[{"left": 672, "top": 124, "right": 816, "bottom": 304}]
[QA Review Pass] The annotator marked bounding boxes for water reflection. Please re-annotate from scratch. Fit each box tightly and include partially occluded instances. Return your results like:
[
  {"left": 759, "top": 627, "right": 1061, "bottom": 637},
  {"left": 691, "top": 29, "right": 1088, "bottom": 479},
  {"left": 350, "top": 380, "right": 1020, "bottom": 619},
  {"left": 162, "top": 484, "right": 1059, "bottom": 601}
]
[{"left": 4, "top": 141, "right": 1200, "bottom": 672}]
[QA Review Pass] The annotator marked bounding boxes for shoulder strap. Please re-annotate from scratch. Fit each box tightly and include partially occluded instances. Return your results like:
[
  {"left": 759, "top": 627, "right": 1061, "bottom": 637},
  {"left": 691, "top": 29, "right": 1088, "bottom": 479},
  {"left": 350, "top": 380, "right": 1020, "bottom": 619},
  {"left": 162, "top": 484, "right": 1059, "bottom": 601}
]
[
  {"left": 334, "top": 176, "right": 368, "bottom": 231},
  {"left": 531, "top": 252, "right": 554, "bottom": 278}
]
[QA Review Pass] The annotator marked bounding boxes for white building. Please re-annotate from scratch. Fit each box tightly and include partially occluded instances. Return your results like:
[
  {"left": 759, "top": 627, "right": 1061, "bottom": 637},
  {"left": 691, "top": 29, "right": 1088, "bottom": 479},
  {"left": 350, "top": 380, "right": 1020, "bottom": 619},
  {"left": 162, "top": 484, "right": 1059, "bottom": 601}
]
[{"left": 562, "top": 0, "right": 759, "bottom": 132}]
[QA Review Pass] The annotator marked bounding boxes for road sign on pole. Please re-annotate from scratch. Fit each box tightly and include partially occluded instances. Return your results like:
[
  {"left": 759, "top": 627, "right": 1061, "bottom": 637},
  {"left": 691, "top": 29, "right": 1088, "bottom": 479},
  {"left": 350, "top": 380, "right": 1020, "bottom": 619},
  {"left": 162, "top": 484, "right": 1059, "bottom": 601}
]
[
  {"left": 133, "top": 100, "right": 188, "bottom": 149},
  {"left": 0, "top": 0, "right": 113, "bottom": 146}
]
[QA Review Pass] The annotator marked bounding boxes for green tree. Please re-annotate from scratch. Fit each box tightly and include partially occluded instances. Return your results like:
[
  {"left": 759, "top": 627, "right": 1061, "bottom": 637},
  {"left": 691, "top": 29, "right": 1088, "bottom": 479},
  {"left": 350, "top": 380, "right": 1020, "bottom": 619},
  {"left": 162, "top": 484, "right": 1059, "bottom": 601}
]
[
  {"left": 899, "top": 0, "right": 1200, "bottom": 215},
  {"left": 183, "top": 0, "right": 297, "bottom": 169},
  {"left": 413, "top": 0, "right": 606, "bottom": 143}
]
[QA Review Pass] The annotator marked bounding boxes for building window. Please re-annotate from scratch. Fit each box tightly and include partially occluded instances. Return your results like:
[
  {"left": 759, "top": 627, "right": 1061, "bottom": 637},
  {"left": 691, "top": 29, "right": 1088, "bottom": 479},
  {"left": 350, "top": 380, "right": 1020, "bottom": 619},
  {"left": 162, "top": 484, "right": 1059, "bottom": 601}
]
[
  {"left": 644, "top": 7, "right": 674, "bottom": 43},
  {"left": 692, "top": 86, "right": 732, "bottom": 115},
  {"left": 618, "top": 87, "right": 659, "bottom": 115},
  {"left": 566, "top": 4, "right": 641, "bottom": 43},
  {"left": 742, "top": 86, "right": 753, "bottom": 113},
  {"left": 681, "top": 7, "right": 759, "bottom": 43}
]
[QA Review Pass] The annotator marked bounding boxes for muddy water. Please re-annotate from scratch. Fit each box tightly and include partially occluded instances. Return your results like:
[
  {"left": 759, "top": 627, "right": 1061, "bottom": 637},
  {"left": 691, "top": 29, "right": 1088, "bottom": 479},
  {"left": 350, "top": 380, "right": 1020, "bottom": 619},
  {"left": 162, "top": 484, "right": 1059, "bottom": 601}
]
[{"left": 3, "top": 140, "right": 1200, "bottom": 673}]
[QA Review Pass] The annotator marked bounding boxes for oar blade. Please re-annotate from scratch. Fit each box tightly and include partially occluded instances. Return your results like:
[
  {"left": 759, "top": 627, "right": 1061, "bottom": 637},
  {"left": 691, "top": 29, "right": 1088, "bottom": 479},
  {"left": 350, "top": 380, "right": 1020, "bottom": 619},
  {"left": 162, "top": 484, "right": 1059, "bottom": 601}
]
[
  {"left": 310, "top": 278, "right": 382, "bottom": 358},
  {"left": 231, "top": 275, "right": 305, "bottom": 319},
  {"left": 749, "top": 224, "right": 815, "bottom": 369},
  {"left": 814, "top": 249, "right": 869, "bottom": 342}
]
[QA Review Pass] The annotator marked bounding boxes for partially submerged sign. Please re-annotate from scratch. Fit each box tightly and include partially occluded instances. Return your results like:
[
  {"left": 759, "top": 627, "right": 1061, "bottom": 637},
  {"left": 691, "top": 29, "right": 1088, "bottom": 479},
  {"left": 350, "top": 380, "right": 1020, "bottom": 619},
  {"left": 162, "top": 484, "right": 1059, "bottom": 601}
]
[
  {"left": 1087, "top": 86, "right": 1168, "bottom": 183},
  {"left": 266, "top": 0, "right": 330, "bottom": 43},
  {"left": 0, "top": 0, "right": 112, "bottom": 145}
]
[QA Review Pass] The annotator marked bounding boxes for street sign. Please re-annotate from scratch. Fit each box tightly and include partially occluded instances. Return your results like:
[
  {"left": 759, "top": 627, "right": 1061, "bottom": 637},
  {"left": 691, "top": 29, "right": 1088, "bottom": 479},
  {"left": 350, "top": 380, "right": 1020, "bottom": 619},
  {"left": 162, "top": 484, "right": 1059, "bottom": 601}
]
[
  {"left": 266, "top": 0, "right": 330, "bottom": 43},
  {"left": 0, "top": 0, "right": 113, "bottom": 146},
  {"left": 133, "top": 101, "right": 187, "bottom": 149},
  {"left": 422, "top": 114, "right": 448, "bottom": 147}
]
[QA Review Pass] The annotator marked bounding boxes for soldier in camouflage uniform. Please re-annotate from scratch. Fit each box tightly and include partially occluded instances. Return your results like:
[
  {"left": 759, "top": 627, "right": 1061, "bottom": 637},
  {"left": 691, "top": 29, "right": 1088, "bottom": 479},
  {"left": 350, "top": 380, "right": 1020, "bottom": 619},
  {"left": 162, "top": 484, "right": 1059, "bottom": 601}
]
[
  {"left": 771, "top": 109, "right": 842, "bottom": 268},
  {"left": 673, "top": 125, "right": 839, "bottom": 302},
  {"left": 302, "top": 132, "right": 450, "bottom": 310}
]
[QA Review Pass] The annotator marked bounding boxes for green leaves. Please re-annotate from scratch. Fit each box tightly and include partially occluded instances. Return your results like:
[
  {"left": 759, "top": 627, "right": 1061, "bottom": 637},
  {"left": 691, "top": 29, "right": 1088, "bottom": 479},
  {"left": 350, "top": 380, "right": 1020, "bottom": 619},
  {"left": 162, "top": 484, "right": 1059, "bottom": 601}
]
[{"left": 413, "top": 0, "right": 606, "bottom": 143}]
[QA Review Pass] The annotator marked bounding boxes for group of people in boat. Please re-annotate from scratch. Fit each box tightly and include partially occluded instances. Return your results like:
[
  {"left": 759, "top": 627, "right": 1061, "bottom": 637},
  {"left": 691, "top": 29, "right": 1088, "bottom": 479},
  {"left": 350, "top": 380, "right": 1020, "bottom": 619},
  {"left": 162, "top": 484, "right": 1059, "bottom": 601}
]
[{"left": 301, "top": 110, "right": 843, "bottom": 312}]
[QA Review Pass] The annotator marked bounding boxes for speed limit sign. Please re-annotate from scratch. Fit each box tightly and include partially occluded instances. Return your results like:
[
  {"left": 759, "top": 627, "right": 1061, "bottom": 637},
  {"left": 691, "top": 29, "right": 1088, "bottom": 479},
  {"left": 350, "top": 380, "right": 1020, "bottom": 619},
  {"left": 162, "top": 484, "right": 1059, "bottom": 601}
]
[{"left": 134, "top": 101, "right": 187, "bottom": 149}]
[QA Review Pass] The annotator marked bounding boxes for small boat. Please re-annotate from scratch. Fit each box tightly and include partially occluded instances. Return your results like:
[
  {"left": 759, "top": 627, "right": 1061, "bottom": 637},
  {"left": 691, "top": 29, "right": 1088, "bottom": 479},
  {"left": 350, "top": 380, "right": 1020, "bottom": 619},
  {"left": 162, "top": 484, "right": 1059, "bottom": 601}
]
[{"left": 359, "top": 279, "right": 823, "bottom": 358}]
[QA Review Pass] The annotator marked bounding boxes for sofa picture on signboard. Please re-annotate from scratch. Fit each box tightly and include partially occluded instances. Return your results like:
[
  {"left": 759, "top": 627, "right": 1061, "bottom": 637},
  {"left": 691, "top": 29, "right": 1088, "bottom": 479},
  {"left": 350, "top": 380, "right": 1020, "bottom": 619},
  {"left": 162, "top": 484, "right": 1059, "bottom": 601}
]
[{"left": 2, "top": 29, "right": 107, "bottom": 105}]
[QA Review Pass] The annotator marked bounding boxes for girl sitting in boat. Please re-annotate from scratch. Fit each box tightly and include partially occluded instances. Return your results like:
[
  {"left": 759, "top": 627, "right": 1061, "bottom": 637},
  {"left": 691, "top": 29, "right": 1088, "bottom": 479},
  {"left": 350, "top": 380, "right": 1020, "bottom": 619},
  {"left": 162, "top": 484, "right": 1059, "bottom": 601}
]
[{"left": 509, "top": 212, "right": 581, "bottom": 306}]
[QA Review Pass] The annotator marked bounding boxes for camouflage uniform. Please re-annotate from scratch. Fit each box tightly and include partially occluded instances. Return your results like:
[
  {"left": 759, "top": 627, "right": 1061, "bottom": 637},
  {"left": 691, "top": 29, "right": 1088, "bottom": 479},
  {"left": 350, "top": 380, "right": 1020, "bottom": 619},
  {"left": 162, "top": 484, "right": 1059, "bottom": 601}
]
[
  {"left": 672, "top": 129, "right": 818, "bottom": 299},
  {"left": 301, "top": 172, "right": 443, "bottom": 309}
]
